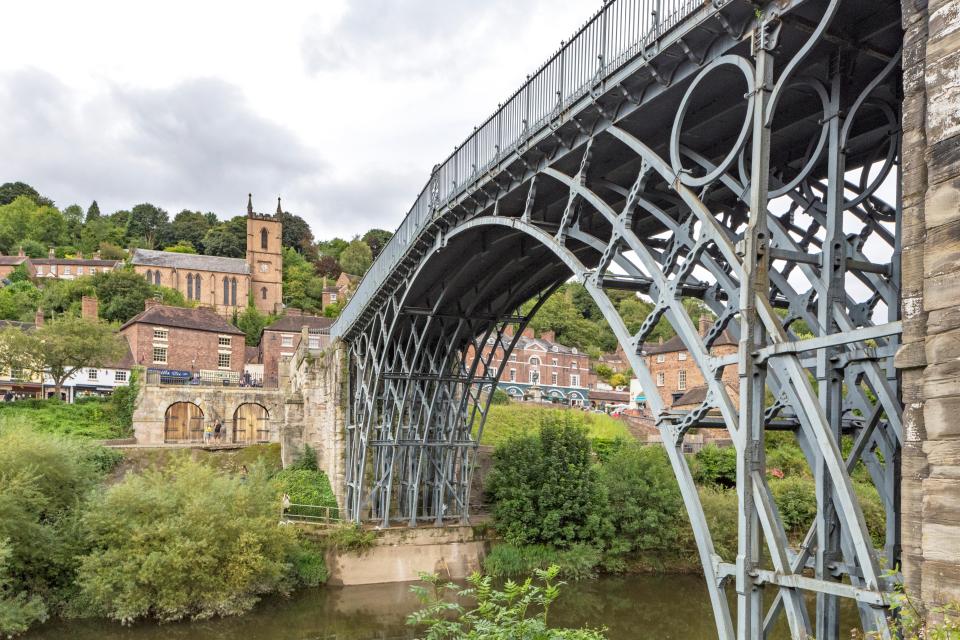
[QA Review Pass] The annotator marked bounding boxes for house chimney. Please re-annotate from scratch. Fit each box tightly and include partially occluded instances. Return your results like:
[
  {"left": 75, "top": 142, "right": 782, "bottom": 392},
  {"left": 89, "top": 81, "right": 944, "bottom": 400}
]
[
  {"left": 699, "top": 315, "right": 709, "bottom": 337},
  {"left": 522, "top": 327, "right": 535, "bottom": 339},
  {"left": 17, "top": 246, "right": 24, "bottom": 257},
  {"left": 76, "top": 251, "right": 83, "bottom": 260},
  {"left": 34, "top": 309, "right": 44, "bottom": 327},
  {"left": 48, "top": 247, "right": 55, "bottom": 259},
  {"left": 81, "top": 296, "right": 99, "bottom": 321},
  {"left": 503, "top": 325, "right": 514, "bottom": 337},
  {"left": 541, "top": 330, "right": 556, "bottom": 342},
  {"left": 658, "top": 335, "right": 664, "bottom": 345},
  {"left": 93, "top": 250, "right": 101, "bottom": 259}
]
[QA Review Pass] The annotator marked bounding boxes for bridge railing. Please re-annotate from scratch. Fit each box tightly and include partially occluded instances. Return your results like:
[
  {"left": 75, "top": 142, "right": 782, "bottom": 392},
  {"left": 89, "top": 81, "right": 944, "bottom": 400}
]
[{"left": 333, "top": 0, "right": 703, "bottom": 338}]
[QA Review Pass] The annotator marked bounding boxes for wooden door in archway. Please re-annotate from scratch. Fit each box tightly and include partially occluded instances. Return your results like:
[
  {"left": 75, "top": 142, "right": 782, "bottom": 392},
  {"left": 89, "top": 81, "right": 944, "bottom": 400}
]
[{"left": 164, "top": 402, "right": 204, "bottom": 443}]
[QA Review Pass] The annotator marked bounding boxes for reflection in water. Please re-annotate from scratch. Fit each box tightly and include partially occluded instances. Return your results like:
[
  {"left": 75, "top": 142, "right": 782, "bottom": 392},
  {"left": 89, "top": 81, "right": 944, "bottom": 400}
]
[{"left": 26, "top": 574, "right": 859, "bottom": 640}]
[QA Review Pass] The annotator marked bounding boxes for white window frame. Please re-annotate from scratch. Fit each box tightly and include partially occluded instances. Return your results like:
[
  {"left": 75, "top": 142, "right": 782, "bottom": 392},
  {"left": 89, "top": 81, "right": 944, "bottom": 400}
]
[
  {"left": 529, "top": 356, "right": 540, "bottom": 366},
  {"left": 153, "top": 347, "right": 167, "bottom": 365},
  {"left": 571, "top": 361, "right": 578, "bottom": 369},
  {"left": 114, "top": 370, "right": 128, "bottom": 383},
  {"left": 153, "top": 328, "right": 168, "bottom": 341},
  {"left": 509, "top": 368, "right": 516, "bottom": 382},
  {"left": 656, "top": 372, "right": 665, "bottom": 387},
  {"left": 656, "top": 354, "right": 665, "bottom": 363},
  {"left": 308, "top": 335, "right": 320, "bottom": 349},
  {"left": 330, "top": 292, "right": 338, "bottom": 302},
  {"left": 218, "top": 353, "right": 231, "bottom": 370},
  {"left": 281, "top": 334, "right": 294, "bottom": 348},
  {"left": 570, "top": 374, "right": 580, "bottom": 387},
  {"left": 551, "top": 372, "right": 558, "bottom": 385},
  {"left": 678, "top": 352, "right": 687, "bottom": 361},
  {"left": 552, "top": 358, "right": 558, "bottom": 366},
  {"left": 87, "top": 368, "right": 98, "bottom": 380},
  {"left": 218, "top": 335, "right": 232, "bottom": 348},
  {"left": 678, "top": 369, "right": 687, "bottom": 391},
  {"left": 63, "top": 266, "right": 71, "bottom": 275}
]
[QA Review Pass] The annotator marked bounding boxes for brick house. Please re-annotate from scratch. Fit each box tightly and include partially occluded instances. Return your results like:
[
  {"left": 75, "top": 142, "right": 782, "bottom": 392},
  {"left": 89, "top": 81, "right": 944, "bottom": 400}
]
[
  {"left": 643, "top": 315, "right": 738, "bottom": 410},
  {"left": 468, "top": 326, "right": 595, "bottom": 406},
  {"left": 131, "top": 195, "right": 283, "bottom": 317},
  {"left": 259, "top": 311, "right": 333, "bottom": 387},
  {"left": 119, "top": 301, "right": 246, "bottom": 381},
  {"left": 0, "top": 250, "right": 34, "bottom": 280},
  {"left": 33, "top": 248, "right": 121, "bottom": 280}
]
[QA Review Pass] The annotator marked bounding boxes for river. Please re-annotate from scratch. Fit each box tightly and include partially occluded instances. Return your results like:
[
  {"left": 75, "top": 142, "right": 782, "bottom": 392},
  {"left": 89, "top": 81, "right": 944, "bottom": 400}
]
[{"left": 26, "top": 574, "right": 859, "bottom": 639}]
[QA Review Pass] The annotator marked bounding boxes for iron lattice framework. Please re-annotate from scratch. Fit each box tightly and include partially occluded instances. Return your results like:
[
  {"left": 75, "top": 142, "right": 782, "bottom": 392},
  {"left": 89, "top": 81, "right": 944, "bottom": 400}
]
[{"left": 333, "top": 0, "right": 904, "bottom": 637}]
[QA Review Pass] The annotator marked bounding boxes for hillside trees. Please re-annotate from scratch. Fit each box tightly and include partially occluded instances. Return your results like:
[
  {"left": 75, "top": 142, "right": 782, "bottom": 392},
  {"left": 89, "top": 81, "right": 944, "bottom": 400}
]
[{"left": 339, "top": 238, "right": 373, "bottom": 276}]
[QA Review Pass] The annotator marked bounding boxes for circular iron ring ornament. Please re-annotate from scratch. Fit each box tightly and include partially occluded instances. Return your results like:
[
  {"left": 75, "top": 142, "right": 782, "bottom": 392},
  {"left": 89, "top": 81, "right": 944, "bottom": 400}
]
[{"left": 670, "top": 55, "right": 755, "bottom": 188}]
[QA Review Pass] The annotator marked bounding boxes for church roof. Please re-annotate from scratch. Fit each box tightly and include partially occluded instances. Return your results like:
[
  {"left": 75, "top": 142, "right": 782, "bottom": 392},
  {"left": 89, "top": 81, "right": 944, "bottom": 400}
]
[{"left": 131, "top": 249, "right": 250, "bottom": 275}]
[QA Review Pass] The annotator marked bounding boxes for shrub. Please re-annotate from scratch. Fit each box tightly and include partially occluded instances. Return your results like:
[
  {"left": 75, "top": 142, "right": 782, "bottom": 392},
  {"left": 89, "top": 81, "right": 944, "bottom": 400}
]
[
  {"left": 489, "top": 388, "right": 510, "bottom": 405},
  {"left": 407, "top": 566, "right": 607, "bottom": 639},
  {"left": 486, "top": 414, "right": 609, "bottom": 548},
  {"left": 287, "top": 444, "right": 319, "bottom": 471},
  {"left": 288, "top": 543, "right": 328, "bottom": 587},
  {"left": 271, "top": 469, "right": 338, "bottom": 518},
  {"left": 694, "top": 486, "right": 738, "bottom": 561},
  {"left": 75, "top": 458, "right": 299, "bottom": 623},
  {"left": 597, "top": 444, "right": 685, "bottom": 568},
  {"left": 770, "top": 477, "right": 818, "bottom": 536},
  {"left": 326, "top": 525, "right": 377, "bottom": 553},
  {"left": 0, "top": 429, "right": 106, "bottom": 634},
  {"left": 483, "top": 543, "right": 601, "bottom": 581},
  {"left": 691, "top": 445, "right": 737, "bottom": 488},
  {"left": 104, "top": 368, "right": 139, "bottom": 435}
]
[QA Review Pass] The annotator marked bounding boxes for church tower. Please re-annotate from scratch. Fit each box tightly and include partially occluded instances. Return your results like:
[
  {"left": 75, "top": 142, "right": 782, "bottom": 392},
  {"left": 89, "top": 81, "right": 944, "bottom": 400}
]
[{"left": 246, "top": 194, "right": 283, "bottom": 314}]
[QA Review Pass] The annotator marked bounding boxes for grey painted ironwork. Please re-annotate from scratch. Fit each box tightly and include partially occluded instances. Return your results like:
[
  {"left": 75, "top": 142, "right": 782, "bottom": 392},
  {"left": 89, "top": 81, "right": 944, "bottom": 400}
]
[{"left": 332, "top": 0, "right": 903, "bottom": 638}]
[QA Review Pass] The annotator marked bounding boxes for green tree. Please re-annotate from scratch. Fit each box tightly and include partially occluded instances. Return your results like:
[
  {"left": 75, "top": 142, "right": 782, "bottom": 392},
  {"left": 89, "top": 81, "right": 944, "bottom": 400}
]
[
  {"left": 75, "top": 458, "right": 301, "bottom": 623},
  {"left": 339, "top": 238, "right": 372, "bottom": 275},
  {"left": 282, "top": 247, "right": 323, "bottom": 311},
  {"left": 362, "top": 228, "right": 393, "bottom": 258},
  {"left": 126, "top": 203, "right": 169, "bottom": 248},
  {"left": 169, "top": 210, "right": 213, "bottom": 252},
  {"left": 62, "top": 204, "right": 85, "bottom": 244},
  {"left": 314, "top": 254, "right": 342, "bottom": 279},
  {"left": 316, "top": 237, "right": 348, "bottom": 260},
  {"left": 0, "top": 316, "right": 127, "bottom": 399},
  {"left": 486, "top": 414, "right": 608, "bottom": 548},
  {"left": 0, "top": 281, "right": 41, "bottom": 321},
  {"left": 162, "top": 240, "right": 197, "bottom": 254},
  {"left": 0, "top": 182, "right": 53, "bottom": 207},
  {"left": 85, "top": 200, "right": 101, "bottom": 221},
  {"left": 233, "top": 305, "right": 273, "bottom": 346},
  {"left": 276, "top": 209, "right": 315, "bottom": 255},
  {"left": 202, "top": 217, "right": 246, "bottom": 258}
]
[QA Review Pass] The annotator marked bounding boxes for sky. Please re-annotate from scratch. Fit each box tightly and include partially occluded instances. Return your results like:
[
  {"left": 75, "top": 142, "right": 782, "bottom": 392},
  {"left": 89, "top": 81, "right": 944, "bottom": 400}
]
[{"left": 0, "top": 0, "right": 597, "bottom": 241}]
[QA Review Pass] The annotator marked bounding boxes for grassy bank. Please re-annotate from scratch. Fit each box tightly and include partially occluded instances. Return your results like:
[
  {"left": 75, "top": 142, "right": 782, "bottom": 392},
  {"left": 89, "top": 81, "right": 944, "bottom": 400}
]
[
  {"left": 0, "top": 398, "right": 132, "bottom": 440},
  {"left": 478, "top": 402, "right": 631, "bottom": 446}
]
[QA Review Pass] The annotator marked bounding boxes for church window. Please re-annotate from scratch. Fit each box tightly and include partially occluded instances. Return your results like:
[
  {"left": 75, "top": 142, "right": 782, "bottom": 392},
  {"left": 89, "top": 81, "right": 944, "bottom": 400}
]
[
  {"left": 261, "top": 287, "right": 267, "bottom": 300},
  {"left": 261, "top": 228, "right": 269, "bottom": 250},
  {"left": 194, "top": 273, "right": 201, "bottom": 300},
  {"left": 231, "top": 278, "right": 237, "bottom": 306},
  {"left": 186, "top": 274, "right": 193, "bottom": 300},
  {"left": 154, "top": 271, "right": 161, "bottom": 285},
  {"left": 223, "top": 277, "right": 229, "bottom": 305}
]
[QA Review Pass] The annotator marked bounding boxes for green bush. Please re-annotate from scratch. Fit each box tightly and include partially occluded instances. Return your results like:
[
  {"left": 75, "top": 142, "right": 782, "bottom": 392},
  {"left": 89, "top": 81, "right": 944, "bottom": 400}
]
[
  {"left": 0, "top": 429, "right": 107, "bottom": 635},
  {"left": 75, "top": 458, "right": 300, "bottom": 623},
  {"left": 486, "top": 414, "right": 609, "bottom": 548},
  {"left": 288, "top": 543, "right": 328, "bottom": 587},
  {"left": 287, "top": 444, "right": 319, "bottom": 471},
  {"left": 104, "top": 368, "right": 139, "bottom": 435},
  {"left": 326, "top": 525, "right": 377, "bottom": 553},
  {"left": 483, "top": 543, "right": 602, "bottom": 581},
  {"left": 770, "top": 477, "right": 818, "bottom": 536},
  {"left": 0, "top": 399, "right": 129, "bottom": 440},
  {"left": 489, "top": 388, "right": 510, "bottom": 405},
  {"left": 597, "top": 444, "right": 685, "bottom": 569},
  {"left": 694, "top": 486, "right": 738, "bottom": 561},
  {"left": 407, "top": 566, "right": 607, "bottom": 639},
  {"left": 691, "top": 445, "right": 737, "bottom": 488}
]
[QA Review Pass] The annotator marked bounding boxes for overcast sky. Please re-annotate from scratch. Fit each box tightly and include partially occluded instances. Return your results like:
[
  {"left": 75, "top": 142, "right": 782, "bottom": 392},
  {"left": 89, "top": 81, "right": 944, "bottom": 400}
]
[{"left": 0, "top": 0, "right": 596, "bottom": 241}]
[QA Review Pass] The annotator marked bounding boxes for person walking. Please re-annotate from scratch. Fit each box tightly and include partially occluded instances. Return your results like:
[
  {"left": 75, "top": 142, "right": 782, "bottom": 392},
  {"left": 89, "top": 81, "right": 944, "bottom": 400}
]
[
  {"left": 213, "top": 420, "right": 223, "bottom": 442},
  {"left": 203, "top": 422, "right": 214, "bottom": 444}
]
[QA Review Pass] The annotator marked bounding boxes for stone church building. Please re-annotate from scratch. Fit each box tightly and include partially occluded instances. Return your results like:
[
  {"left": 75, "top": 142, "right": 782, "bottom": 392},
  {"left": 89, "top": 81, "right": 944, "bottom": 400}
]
[{"left": 132, "top": 195, "right": 283, "bottom": 317}]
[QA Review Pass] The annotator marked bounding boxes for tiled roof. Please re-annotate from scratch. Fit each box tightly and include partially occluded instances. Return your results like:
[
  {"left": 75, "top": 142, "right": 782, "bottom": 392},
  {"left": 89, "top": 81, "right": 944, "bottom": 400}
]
[
  {"left": 131, "top": 249, "right": 249, "bottom": 275},
  {"left": 0, "top": 256, "right": 29, "bottom": 266},
  {"left": 264, "top": 314, "right": 333, "bottom": 333},
  {"left": 588, "top": 389, "right": 630, "bottom": 402},
  {"left": 120, "top": 304, "right": 244, "bottom": 335},
  {"left": 642, "top": 329, "right": 736, "bottom": 355},
  {"left": 32, "top": 258, "right": 121, "bottom": 267}
]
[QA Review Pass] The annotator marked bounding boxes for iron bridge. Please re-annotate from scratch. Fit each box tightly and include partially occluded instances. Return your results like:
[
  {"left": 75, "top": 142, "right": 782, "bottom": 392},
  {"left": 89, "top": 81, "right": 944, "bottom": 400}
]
[{"left": 330, "top": 0, "right": 904, "bottom": 638}]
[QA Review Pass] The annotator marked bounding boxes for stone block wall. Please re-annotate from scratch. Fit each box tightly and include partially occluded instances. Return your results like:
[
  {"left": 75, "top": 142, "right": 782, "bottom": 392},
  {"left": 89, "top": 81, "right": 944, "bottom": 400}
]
[
  {"left": 280, "top": 338, "right": 348, "bottom": 510},
  {"left": 896, "top": 0, "right": 960, "bottom": 614}
]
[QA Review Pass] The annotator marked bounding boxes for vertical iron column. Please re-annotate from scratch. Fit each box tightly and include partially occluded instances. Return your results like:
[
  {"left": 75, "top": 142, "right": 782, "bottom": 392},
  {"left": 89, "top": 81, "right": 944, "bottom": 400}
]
[
  {"left": 737, "top": 26, "right": 773, "bottom": 640},
  {"left": 816, "top": 54, "right": 846, "bottom": 640}
]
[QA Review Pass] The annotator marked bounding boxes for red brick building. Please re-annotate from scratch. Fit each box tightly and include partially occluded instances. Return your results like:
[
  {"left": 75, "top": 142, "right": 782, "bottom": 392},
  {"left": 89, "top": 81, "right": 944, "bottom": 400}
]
[
  {"left": 259, "top": 311, "right": 333, "bottom": 387},
  {"left": 119, "top": 301, "right": 246, "bottom": 381},
  {"left": 467, "top": 326, "right": 595, "bottom": 405},
  {"left": 643, "top": 315, "right": 738, "bottom": 410}
]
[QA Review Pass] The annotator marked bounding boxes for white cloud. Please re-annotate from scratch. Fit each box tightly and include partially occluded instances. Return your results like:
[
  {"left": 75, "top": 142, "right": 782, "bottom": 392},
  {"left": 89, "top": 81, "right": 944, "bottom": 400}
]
[{"left": 0, "top": 0, "right": 595, "bottom": 239}]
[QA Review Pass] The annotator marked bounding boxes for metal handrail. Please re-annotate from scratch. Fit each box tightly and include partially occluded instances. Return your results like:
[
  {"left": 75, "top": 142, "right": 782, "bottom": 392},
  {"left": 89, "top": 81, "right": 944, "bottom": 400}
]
[
  {"left": 332, "top": 0, "right": 702, "bottom": 338},
  {"left": 280, "top": 502, "right": 342, "bottom": 525}
]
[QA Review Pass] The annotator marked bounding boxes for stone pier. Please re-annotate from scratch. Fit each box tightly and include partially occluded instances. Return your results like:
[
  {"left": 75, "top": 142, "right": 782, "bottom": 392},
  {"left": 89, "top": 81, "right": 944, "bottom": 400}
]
[{"left": 896, "top": 0, "right": 960, "bottom": 615}]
